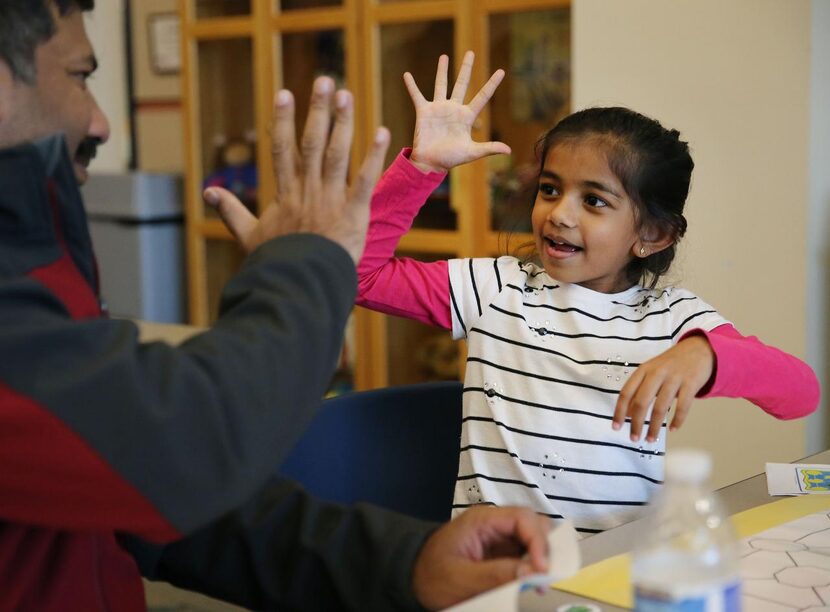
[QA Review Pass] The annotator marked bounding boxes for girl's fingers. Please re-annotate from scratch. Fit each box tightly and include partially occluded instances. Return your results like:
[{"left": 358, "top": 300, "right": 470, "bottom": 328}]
[
  {"left": 670, "top": 386, "right": 695, "bottom": 431},
  {"left": 204, "top": 187, "right": 258, "bottom": 252},
  {"left": 323, "top": 90, "right": 354, "bottom": 189},
  {"left": 613, "top": 369, "right": 644, "bottom": 430},
  {"left": 270, "top": 90, "right": 299, "bottom": 201},
  {"left": 450, "top": 50, "right": 475, "bottom": 104},
  {"left": 626, "top": 374, "right": 663, "bottom": 442},
  {"left": 647, "top": 381, "right": 679, "bottom": 442},
  {"left": 403, "top": 72, "right": 427, "bottom": 108},
  {"left": 434, "top": 54, "right": 449, "bottom": 101},
  {"left": 468, "top": 69, "right": 506, "bottom": 116}
]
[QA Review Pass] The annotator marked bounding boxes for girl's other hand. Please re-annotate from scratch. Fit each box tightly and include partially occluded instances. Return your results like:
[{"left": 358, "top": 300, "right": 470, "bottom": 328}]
[
  {"left": 611, "top": 334, "right": 716, "bottom": 443},
  {"left": 405, "top": 51, "right": 510, "bottom": 174}
]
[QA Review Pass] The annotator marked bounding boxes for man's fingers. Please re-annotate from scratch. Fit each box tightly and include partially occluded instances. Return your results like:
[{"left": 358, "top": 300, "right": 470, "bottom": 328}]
[
  {"left": 204, "top": 187, "right": 257, "bottom": 252},
  {"left": 475, "top": 508, "right": 550, "bottom": 573},
  {"left": 433, "top": 54, "right": 449, "bottom": 101},
  {"left": 323, "top": 89, "right": 354, "bottom": 188},
  {"left": 465, "top": 558, "right": 526, "bottom": 593},
  {"left": 271, "top": 90, "right": 299, "bottom": 200},
  {"left": 468, "top": 69, "right": 506, "bottom": 116},
  {"left": 403, "top": 72, "right": 427, "bottom": 108},
  {"left": 350, "top": 127, "right": 391, "bottom": 205},
  {"left": 512, "top": 511, "right": 551, "bottom": 574},
  {"left": 300, "top": 76, "right": 335, "bottom": 178},
  {"left": 450, "top": 50, "right": 474, "bottom": 103}
]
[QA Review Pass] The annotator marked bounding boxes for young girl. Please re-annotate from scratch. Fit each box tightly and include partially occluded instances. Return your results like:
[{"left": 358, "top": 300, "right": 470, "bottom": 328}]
[{"left": 357, "top": 52, "right": 819, "bottom": 535}]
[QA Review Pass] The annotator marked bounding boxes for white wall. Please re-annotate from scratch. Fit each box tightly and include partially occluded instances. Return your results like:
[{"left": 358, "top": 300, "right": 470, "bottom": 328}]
[
  {"left": 806, "top": 0, "right": 830, "bottom": 453},
  {"left": 84, "top": 0, "right": 130, "bottom": 173},
  {"left": 573, "top": 0, "right": 814, "bottom": 487}
]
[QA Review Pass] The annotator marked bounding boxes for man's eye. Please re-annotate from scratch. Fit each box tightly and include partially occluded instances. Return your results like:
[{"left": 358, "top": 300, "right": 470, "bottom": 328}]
[
  {"left": 71, "top": 71, "right": 92, "bottom": 84},
  {"left": 585, "top": 194, "right": 608, "bottom": 208}
]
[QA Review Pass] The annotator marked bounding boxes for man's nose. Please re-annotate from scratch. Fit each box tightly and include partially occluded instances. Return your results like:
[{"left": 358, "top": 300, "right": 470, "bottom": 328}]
[{"left": 89, "top": 96, "right": 110, "bottom": 144}]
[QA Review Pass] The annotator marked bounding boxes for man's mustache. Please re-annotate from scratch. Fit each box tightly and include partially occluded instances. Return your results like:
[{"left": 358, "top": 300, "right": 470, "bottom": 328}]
[{"left": 75, "top": 137, "right": 102, "bottom": 163}]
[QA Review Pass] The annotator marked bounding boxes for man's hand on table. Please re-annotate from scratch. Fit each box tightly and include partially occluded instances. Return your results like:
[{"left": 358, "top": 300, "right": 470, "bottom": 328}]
[{"left": 412, "top": 506, "right": 552, "bottom": 610}]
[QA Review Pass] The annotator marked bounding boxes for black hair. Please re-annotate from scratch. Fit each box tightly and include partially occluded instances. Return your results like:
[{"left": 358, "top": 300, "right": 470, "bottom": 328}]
[
  {"left": 535, "top": 107, "right": 693, "bottom": 288},
  {"left": 0, "top": 0, "right": 95, "bottom": 84}
]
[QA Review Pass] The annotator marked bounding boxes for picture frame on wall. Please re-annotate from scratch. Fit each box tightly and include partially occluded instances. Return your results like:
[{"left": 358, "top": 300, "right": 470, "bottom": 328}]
[{"left": 147, "top": 12, "right": 181, "bottom": 75}]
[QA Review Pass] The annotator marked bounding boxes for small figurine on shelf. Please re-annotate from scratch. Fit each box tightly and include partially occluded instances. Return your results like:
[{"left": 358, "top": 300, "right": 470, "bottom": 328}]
[
  {"left": 203, "top": 132, "right": 258, "bottom": 212},
  {"left": 414, "top": 333, "right": 459, "bottom": 381}
]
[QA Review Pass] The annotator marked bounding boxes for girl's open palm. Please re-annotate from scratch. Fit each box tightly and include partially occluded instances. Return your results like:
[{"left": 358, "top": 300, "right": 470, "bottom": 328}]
[{"left": 406, "top": 51, "right": 510, "bottom": 174}]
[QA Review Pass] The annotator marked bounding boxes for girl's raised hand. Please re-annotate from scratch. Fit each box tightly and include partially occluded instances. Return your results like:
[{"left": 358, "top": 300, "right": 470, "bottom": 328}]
[
  {"left": 612, "top": 335, "right": 716, "bottom": 443},
  {"left": 405, "top": 51, "right": 510, "bottom": 174}
]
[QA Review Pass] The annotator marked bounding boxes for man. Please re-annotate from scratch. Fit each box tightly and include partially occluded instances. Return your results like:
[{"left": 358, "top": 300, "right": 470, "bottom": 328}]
[{"left": 0, "top": 1, "right": 552, "bottom": 610}]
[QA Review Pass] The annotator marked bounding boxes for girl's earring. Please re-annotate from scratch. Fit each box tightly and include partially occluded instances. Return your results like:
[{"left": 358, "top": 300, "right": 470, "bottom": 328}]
[{"left": 640, "top": 247, "right": 647, "bottom": 257}]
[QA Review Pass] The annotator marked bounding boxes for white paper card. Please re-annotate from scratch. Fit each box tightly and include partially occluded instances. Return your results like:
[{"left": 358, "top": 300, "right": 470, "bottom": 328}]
[{"left": 766, "top": 462, "right": 830, "bottom": 496}]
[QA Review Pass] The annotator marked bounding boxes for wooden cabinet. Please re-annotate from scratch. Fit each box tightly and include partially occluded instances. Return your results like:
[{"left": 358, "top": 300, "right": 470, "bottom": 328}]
[{"left": 179, "top": 0, "right": 570, "bottom": 391}]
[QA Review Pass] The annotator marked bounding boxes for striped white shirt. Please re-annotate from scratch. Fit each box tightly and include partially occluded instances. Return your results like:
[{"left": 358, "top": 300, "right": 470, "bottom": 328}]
[{"left": 448, "top": 256, "right": 729, "bottom": 535}]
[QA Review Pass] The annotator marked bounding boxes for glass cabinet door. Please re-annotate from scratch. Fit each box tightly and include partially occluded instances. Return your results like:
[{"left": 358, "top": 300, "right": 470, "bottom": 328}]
[
  {"left": 197, "top": 38, "right": 257, "bottom": 217},
  {"left": 196, "top": 0, "right": 252, "bottom": 19},
  {"left": 487, "top": 7, "right": 570, "bottom": 234},
  {"left": 379, "top": 20, "right": 455, "bottom": 230},
  {"left": 280, "top": 29, "right": 346, "bottom": 141},
  {"left": 386, "top": 251, "right": 457, "bottom": 386},
  {"left": 278, "top": 0, "right": 342, "bottom": 10}
]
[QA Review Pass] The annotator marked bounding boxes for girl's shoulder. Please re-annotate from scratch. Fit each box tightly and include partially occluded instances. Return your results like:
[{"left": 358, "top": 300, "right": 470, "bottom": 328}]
[
  {"left": 611, "top": 285, "right": 702, "bottom": 305},
  {"left": 612, "top": 285, "right": 724, "bottom": 327}
]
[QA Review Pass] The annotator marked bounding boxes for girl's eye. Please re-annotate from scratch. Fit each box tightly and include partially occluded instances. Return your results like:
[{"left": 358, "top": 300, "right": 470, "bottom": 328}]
[
  {"left": 585, "top": 194, "right": 608, "bottom": 208},
  {"left": 538, "top": 183, "right": 559, "bottom": 197}
]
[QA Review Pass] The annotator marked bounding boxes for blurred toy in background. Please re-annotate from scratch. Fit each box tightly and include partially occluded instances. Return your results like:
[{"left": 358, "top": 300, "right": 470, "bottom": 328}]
[
  {"left": 415, "top": 334, "right": 459, "bottom": 380},
  {"left": 489, "top": 154, "right": 536, "bottom": 234},
  {"left": 203, "top": 132, "right": 258, "bottom": 212}
]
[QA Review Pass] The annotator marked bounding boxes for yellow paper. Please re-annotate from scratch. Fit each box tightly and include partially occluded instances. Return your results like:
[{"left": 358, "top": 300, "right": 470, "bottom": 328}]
[{"left": 552, "top": 495, "right": 830, "bottom": 609}]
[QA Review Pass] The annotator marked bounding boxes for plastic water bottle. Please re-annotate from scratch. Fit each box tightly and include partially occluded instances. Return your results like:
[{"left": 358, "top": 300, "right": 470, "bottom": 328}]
[{"left": 631, "top": 448, "right": 741, "bottom": 612}]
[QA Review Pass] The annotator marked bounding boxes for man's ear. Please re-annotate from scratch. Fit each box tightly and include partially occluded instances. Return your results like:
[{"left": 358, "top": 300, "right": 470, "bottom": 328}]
[
  {"left": 632, "top": 224, "right": 675, "bottom": 259},
  {"left": 0, "top": 60, "right": 14, "bottom": 126}
]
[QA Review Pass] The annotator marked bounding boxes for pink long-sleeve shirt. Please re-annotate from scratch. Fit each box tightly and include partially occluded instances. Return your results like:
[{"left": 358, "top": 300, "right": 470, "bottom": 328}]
[{"left": 358, "top": 149, "right": 819, "bottom": 420}]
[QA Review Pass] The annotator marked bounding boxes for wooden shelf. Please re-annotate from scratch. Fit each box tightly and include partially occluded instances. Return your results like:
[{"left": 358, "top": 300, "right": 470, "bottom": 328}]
[{"left": 189, "top": 17, "right": 254, "bottom": 38}]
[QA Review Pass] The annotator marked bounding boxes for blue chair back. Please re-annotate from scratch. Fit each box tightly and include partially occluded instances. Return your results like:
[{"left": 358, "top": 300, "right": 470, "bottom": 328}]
[{"left": 278, "top": 381, "right": 462, "bottom": 523}]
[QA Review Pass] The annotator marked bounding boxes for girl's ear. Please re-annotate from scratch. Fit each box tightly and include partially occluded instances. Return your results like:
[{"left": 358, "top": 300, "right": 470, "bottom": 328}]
[{"left": 632, "top": 224, "right": 674, "bottom": 259}]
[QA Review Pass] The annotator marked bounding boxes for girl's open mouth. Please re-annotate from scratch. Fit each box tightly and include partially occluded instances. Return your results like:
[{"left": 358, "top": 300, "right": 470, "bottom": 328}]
[{"left": 544, "top": 237, "right": 583, "bottom": 255}]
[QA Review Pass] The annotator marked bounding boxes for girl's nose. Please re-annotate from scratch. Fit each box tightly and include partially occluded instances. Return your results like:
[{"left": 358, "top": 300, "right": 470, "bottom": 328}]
[{"left": 548, "top": 197, "right": 577, "bottom": 228}]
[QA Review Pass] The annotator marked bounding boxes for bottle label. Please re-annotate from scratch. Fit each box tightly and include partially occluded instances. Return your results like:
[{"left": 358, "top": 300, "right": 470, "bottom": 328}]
[{"left": 634, "top": 580, "right": 741, "bottom": 612}]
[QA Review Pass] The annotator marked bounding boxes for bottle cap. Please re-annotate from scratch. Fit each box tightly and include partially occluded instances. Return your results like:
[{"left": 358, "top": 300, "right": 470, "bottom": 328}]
[{"left": 665, "top": 448, "right": 712, "bottom": 484}]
